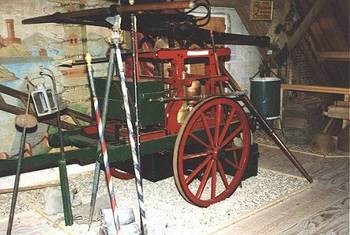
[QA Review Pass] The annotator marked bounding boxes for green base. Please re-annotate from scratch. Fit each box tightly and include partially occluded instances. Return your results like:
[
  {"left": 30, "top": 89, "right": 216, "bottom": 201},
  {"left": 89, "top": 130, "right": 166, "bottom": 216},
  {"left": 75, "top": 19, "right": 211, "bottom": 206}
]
[
  {"left": 59, "top": 160, "right": 73, "bottom": 226},
  {"left": 0, "top": 133, "right": 177, "bottom": 177}
]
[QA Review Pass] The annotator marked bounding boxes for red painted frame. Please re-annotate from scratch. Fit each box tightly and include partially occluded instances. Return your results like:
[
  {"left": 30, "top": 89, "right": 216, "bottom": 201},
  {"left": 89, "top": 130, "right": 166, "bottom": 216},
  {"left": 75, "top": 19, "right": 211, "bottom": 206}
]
[
  {"left": 86, "top": 47, "right": 232, "bottom": 143},
  {"left": 136, "top": 47, "right": 231, "bottom": 134}
]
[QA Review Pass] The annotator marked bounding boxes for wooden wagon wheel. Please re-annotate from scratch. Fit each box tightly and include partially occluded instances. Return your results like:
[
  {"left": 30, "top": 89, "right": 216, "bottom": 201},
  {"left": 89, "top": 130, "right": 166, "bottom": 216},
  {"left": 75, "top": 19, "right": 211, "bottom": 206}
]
[{"left": 173, "top": 96, "right": 251, "bottom": 207}]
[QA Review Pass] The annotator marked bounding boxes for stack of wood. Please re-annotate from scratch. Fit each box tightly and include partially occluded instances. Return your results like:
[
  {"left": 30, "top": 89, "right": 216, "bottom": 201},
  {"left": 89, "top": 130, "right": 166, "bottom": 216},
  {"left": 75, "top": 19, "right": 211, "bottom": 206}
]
[
  {"left": 325, "top": 100, "right": 350, "bottom": 152},
  {"left": 283, "top": 97, "right": 324, "bottom": 145},
  {"left": 325, "top": 100, "right": 350, "bottom": 125}
]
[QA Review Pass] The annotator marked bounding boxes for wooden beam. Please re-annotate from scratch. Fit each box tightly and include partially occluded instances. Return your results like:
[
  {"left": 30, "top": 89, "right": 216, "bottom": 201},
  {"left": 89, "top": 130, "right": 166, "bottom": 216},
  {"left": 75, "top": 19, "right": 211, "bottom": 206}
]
[
  {"left": 0, "top": 84, "right": 28, "bottom": 100},
  {"left": 281, "top": 84, "right": 350, "bottom": 95},
  {"left": 335, "top": 100, "right": 350, "bottom": 107},
  {"left": 208, "top": 0, "right": 236, "bottom": 8},
  {"left": 327, "top": 105, "right": 350, "bottom": 120},
  {"left": 0, "top": 183, "right": 59, "bottom": 194},
  {"left": 0, "top": 102, "right": 25, "bottom": 114},
  {"left": 175, "top": 0, "right": 237, "bottom": 7},
  {"left": 275, "top": 0, "right": 329, "bottom": 66},
  {"left": 287, "top": 0, "right": 329, "bottom": 51},
  {"left": 318, "top": 51, "right": 350, "bottom": 61},
  {"left": 0, "top": 94, "right": 5, "bottom": 104}
]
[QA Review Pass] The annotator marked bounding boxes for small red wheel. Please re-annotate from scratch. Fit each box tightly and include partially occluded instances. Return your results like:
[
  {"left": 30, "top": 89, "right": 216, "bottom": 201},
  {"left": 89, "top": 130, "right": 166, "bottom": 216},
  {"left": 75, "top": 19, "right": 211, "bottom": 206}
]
[{"left": 173, "top": 96, "right": 250, "bottom": 207}]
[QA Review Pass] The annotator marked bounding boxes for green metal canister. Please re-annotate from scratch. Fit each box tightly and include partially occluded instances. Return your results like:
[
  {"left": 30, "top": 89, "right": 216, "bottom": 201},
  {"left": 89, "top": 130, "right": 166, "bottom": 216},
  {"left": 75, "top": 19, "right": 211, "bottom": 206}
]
[{"left": 250, "top": 77, "right": 281, "bottom": 120}]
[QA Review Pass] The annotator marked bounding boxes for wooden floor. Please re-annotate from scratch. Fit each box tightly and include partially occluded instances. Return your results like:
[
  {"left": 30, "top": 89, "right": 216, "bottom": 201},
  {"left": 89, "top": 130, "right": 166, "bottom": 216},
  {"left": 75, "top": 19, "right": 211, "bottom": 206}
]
[{"left": 216, "top": 145, "right": 350, "bottom": 235}]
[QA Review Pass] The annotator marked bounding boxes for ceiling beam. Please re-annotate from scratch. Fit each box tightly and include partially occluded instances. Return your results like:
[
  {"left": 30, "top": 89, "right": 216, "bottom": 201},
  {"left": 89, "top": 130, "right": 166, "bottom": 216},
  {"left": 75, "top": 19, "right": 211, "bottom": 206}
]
[{"left": 318, "top": 51, "right": 350, "bottom": 61}]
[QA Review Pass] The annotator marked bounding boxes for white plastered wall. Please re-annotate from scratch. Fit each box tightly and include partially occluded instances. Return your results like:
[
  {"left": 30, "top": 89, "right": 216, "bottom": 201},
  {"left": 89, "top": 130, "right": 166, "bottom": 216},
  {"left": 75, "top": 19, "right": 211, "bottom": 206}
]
[{"left": 193, "top": 7, "right": 262, "bottom": 97}]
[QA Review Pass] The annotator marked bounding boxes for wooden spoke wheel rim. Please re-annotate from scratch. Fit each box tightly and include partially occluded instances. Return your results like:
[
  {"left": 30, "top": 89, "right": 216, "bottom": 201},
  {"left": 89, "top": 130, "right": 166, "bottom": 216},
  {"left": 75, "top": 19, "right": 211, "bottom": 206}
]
[{"left": 173, "top": 97, "right": 250, "bottom": 207}]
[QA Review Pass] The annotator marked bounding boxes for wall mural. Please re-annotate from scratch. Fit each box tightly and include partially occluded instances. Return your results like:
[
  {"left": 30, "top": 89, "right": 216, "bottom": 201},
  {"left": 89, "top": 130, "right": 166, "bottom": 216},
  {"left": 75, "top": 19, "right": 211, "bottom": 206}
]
[
  {"left": 0, "top": 1, "right": 262, "bottom": 158},
  {"left": 0, "top": 0, "right": 110, "bottom": 157}
]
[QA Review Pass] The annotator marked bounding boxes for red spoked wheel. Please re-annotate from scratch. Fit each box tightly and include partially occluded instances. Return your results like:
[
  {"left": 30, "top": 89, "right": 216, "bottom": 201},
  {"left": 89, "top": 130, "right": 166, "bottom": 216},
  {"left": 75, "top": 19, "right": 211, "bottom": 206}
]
[{"left": 173, "top": 96, "right": 251, "bottom": 207}]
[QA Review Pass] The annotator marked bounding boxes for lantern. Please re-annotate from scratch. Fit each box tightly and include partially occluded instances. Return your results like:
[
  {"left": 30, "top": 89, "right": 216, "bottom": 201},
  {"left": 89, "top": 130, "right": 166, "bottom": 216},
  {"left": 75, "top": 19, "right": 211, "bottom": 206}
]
[{"left": 31, "top": 83, "right": 58, "bottom": 117}]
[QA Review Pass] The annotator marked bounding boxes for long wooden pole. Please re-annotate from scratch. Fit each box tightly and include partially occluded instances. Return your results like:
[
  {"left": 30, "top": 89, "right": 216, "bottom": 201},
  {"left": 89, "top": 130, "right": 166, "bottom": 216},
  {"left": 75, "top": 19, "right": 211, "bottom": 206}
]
[
  {"left": 220, "top": 64, "right": 313, "bottom": 183},
  {"left": 281, "top": 84, "right": 350, "bottom": 95}
]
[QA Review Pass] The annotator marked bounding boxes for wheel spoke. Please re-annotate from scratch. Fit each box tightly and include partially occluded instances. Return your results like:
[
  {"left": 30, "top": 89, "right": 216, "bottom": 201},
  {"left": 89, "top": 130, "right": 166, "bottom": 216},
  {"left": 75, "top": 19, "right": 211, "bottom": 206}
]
[
  {"left": 200, "top": 113, "right": 214, "bottom": 147},
  {"left": 219, "top": 81, "right": 224, "bottom": 94},
  {"left": 224, "top": 145, "right": 243, "bottom": 152},
  {"left": 224, "top": 158, "right": 241, "bottom": 171},
  {"left": 189, "top": 133, "right": 210, "bottom": 149},
  {"left": 195, "top": 160, "right": 213, "bottom": 199},
  {"left": 218, "top": 109, "right": 235, "bottom": 144},
  {"left": 233, "top": 150, "right": 239, "bottom": 166},
  {"left": 214, "top": 104, "right": 222, "bottom": 146},
  {"left": 185, "top": 157, "right": 211, "bottom": 184},
  {"left": 217, "top": 161, "right": 229, "bottom": 189},
  {"left": 184, "top": 151, "right": 212, "bottom": 160},
  {"left": 211, "top": 161, "right": 217, "bottom": 199},
  {"left": 220, "top": 124, "right": 242, "bottom": 148}
]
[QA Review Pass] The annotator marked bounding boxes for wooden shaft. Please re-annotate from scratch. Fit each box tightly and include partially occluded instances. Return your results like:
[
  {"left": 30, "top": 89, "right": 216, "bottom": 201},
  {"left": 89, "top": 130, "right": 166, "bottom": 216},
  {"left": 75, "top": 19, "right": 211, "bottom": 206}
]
[
  {"left": 220, "top": 64, "right": 313, "bottom": 183},
  {"left": 281, "top": 84, "right": 350, "bottom": 95}
]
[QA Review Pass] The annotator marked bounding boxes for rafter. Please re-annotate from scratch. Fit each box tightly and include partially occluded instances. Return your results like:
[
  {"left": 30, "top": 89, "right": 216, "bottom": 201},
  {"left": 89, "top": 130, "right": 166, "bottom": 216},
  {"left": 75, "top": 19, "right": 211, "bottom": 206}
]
[
  {"left": 318, "top": 51, "right": 350, "bottom": 61},
  {"left": 274, "top": 0, "right": 329, "bottom": 66}
]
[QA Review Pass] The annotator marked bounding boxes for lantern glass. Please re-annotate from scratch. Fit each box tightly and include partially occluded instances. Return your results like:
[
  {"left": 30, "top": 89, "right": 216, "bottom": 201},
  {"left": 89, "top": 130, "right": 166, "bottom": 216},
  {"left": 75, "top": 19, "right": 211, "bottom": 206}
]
[{"left": 31, "top": 84, "right": 58, "bottom": 117}]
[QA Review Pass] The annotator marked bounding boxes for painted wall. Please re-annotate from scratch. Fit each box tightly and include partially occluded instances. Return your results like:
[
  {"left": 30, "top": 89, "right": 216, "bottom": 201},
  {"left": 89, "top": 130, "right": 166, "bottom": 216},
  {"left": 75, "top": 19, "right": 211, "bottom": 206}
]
[
  {"left": 218, "top": 7, "right": 262, "bottom": 96},
  {"left": 0, "top": 3, "right": 262, "bottom": 156},
  {"left": 194, "top": 7, "right": 262, "bottom": 95},
  {"left": 0, "top": 0, "right": 110, "bottom": 155}
]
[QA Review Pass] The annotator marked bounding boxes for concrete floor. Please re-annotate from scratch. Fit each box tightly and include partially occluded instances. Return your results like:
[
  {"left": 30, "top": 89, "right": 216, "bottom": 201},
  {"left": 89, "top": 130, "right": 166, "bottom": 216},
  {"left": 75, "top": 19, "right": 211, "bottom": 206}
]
[{"left": 215, "top": 145, "right": 349, "bottom": 235}]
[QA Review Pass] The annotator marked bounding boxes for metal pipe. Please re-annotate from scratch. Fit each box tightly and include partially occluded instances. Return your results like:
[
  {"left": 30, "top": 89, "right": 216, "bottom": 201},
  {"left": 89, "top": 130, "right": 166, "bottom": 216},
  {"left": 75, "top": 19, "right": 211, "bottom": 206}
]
[
  {"left": 117, "top": 1, "right": 194, "bottom": 13},
  {"left": 88, "top": 46, "right": 116, "bottom": 229},
  {"left": 22, "top": 1, "right": 194, "bottom": 25},
  {"left": 6, "top": 91, "right": 31, "bottom": 235},
  {"left": 149, "top": 91, "right": 246, "bottom": 102},
  {"left": 86, "top": 53, "right": 120, "bottom": 232},
  {"left": 131, "top": 12, "right": 147, "bottom": 235},
  {"left": 6, "top": 127, "right": 27, "bottom": 235},
  {"left": 39, "top": 68, "right": 73, "bottom": 225},
  {"left": 112, "top": 14, "right": 147, "bottom": 234}
]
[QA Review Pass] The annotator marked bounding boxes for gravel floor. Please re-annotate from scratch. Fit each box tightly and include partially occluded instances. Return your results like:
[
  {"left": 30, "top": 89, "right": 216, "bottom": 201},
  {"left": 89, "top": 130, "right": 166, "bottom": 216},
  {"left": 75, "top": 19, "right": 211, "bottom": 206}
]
[{"left": 0, "top": 167, "right": 309, "bottom": 235}]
